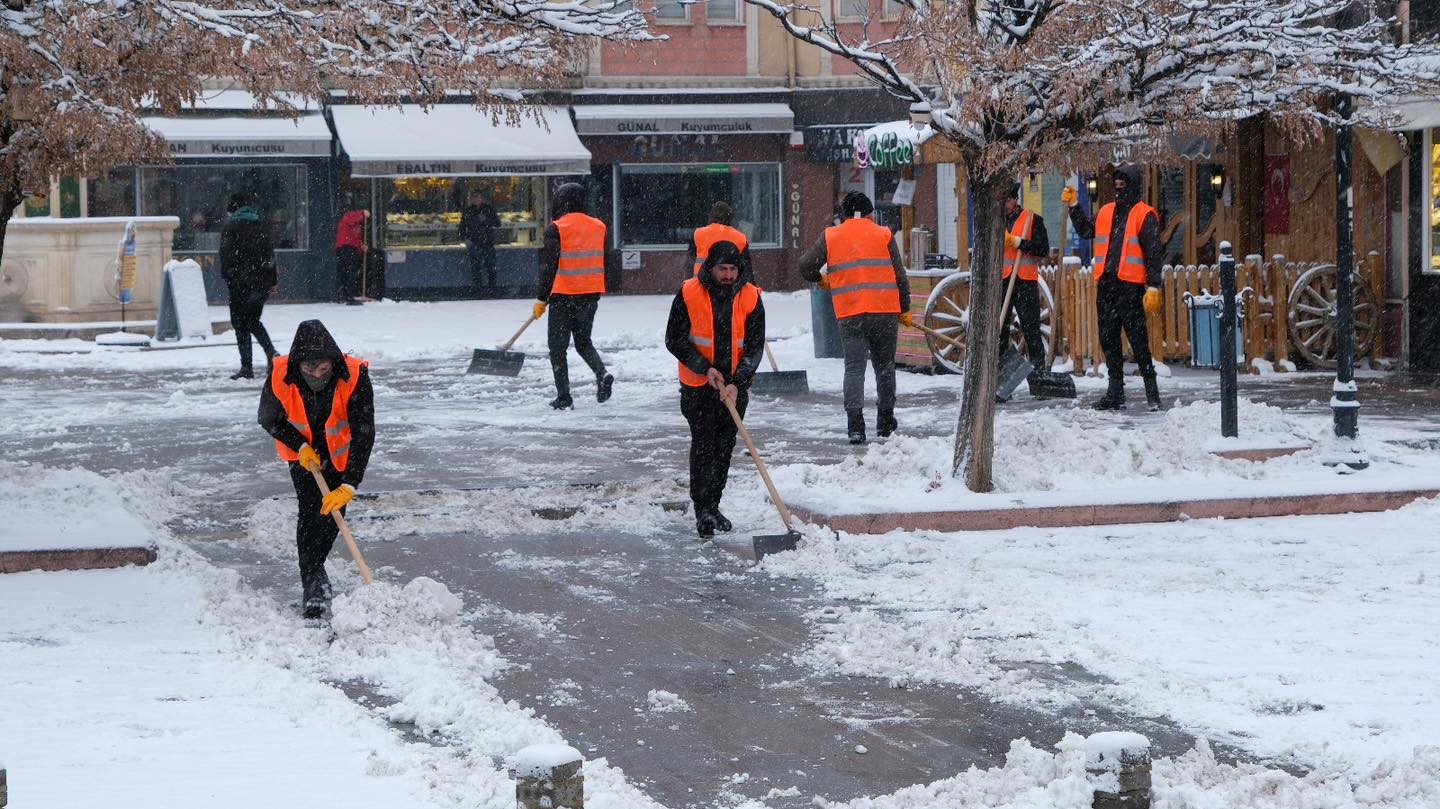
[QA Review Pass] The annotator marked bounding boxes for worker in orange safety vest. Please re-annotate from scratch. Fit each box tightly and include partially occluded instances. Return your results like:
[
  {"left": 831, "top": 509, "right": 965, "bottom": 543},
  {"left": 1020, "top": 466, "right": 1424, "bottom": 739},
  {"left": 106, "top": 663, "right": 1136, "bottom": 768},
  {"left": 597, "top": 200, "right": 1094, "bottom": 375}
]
[
  {"left": 685, "top": 201, "right": 751, "bottom": 279},
  {"left": 533, "top": 182, "right": 616, "bottom": 410},
  {"left": 797, "top": 191, "right": 911, "bottom": 445},
  {"left": 258, "top": 319, "right": 375, "bottom": 619},
  {"left": 1064, "top": 165, "right": 1165, "bottom": 411},
  {"left": 997, "top": 182, "right": 1051, "bottom": 388}
]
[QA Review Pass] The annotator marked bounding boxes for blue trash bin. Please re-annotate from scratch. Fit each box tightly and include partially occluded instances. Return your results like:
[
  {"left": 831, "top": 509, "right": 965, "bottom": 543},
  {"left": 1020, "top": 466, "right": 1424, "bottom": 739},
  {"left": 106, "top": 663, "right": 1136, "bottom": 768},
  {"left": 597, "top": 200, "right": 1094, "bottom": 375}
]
[
  {"left": 1185, "top": 292, "right": 1243, "bottom": 368},
  {"left": 811, "top": 284, "right": 844, "bottom": 358}
]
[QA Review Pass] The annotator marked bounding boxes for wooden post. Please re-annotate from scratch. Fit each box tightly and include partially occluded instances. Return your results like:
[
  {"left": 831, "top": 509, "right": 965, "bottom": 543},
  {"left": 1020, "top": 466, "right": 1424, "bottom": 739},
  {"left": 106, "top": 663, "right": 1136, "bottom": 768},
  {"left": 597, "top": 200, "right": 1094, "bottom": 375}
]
[
  {"left": 900, "top": 165, "right": 915, "bottom": 263},
  {"left": 1086, "top": 732, "right": 1151, "bottom": 809},
  {"left": 515, "top": 744, "right": 583, "bottom": 809},
  {"left": 1271, "top": 254, "right": 1290, "bottom": 370}
]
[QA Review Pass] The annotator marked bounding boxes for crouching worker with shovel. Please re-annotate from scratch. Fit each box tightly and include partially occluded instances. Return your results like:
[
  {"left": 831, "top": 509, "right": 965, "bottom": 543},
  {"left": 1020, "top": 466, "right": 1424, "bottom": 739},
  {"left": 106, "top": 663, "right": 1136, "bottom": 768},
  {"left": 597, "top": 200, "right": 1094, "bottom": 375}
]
[
  {"left": 665, "top": 241, "right": 765, "bottom": 539},
  {"left": 258, "top": 319, "right": 375, "bottom": 619}
]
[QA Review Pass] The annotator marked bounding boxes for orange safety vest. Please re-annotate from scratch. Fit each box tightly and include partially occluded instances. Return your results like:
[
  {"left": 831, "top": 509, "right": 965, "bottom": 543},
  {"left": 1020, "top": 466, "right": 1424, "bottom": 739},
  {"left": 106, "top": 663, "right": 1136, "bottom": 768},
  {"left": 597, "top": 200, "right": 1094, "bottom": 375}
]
[
  {"left": 692, "top": 224, "right": 749, "bottom": 276},
  {"left": 272, "top": 354, "right": 367, "bottom": 472},
  {"left": 823, "top": 217, "right": 900, "bottom": 319},
  {"left": 677, "top": 277, "right": 761, "bottom": 388},
  {"left": 1002, "top": 209, "right": 1040, "bottom": 282},
  {"left": 552, "top": 212, "right": 607, "bottom": 296},
  {"left": 1092, "top": 202, "right": 1156, "bottom": 285}
]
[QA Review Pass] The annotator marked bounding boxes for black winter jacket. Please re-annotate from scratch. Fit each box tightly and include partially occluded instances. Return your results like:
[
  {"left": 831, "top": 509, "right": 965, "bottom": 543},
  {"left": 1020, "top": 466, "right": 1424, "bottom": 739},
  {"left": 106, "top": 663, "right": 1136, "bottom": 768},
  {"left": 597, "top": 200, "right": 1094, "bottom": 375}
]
[
  {"left": 665, "top": 243, "right": 765, "bottom": 389},
  {"left": 220, "top": 208, "right": 277, "bottom": 290},
  {"left": 258, "top": 319, "right": 375, "bottom": 488}
]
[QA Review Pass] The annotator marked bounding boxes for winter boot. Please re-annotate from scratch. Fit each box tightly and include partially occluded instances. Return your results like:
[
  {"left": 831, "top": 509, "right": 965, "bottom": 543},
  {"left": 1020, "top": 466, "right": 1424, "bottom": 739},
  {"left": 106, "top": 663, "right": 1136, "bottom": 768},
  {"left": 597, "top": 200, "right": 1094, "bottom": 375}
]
[
  {"left": 549, "top": 395, "right": 574, "bottom": 410},
  {"left": 1143, "top": 373, "right": 1162, "bottom": 412},
  {"left": 1092, "top": 378, "right": 1125, "bottom": 411},
  {"left": 877, "top": 409, "right": 898, "bottom": 438},
  {"left": 711, "top": 509, "right": 733, "bottom": 533},
  {"left": 596, "top": 373, "right": 614, "bottom": 403},
  {"left": 846, "top": 411, "right": 866, "bottom": 445},
  {"left": 695, "top": 509, "right": 718, "bottom": 539},
  {"left": 229, "top": 367, "right": 254, "bottom": 380},
  {"left": 301, "top": 575, "right": 330, "bottom": 620}
]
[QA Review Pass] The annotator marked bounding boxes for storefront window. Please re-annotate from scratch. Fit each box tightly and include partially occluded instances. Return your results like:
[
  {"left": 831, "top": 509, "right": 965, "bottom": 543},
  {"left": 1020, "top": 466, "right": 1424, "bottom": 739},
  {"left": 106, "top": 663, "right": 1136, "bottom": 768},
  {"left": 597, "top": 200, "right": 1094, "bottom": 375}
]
[
  {"left": 378, "top": 176, "right": 546, "bottom": 250},
  {"left": 140, "top": 164, "right": 309, "bottom": 253},
  {"left": 1430, "top": 129, "right": 1440, "bottom": 272},
  {"left": 88, "top": 168, "right": 138, "bottom": 218},
  {"left": 617, "top": 163, "right": 781, "bottom": 248}
]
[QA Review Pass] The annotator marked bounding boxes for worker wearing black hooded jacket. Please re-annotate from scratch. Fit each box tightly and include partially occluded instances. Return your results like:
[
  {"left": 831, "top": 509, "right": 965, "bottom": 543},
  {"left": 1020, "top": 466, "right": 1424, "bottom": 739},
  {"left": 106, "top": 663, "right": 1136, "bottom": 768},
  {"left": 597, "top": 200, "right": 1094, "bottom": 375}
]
[
  {"left": 258, "top": 319, "right": 375, "bottom": 619},
  {"left": 665, "top": 241, "right": 765, "bottom": 539},
  {"left": 1064, "top": 165, "right": 1164, "bottom": 411},
  {"left": 534, "top": 182, "right": 616, "bottom": 410}
]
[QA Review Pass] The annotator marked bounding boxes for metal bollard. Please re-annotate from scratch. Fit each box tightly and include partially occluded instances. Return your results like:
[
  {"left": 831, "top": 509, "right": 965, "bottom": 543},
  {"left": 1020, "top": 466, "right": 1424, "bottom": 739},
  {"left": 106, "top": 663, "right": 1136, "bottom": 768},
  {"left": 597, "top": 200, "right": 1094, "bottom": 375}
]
[
  {"left": 514, "top": 744, "right": 583, "bottom": 809},
  {"left": 1085, "top": 732, "right": 1151, "bottom": 809}
]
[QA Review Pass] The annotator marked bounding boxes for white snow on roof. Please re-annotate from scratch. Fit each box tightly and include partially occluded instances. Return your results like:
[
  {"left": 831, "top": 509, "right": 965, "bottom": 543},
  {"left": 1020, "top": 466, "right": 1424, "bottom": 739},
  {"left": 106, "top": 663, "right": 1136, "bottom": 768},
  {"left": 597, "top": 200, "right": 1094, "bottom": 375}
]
[
  {"left": 330, "top": 105, "right": 589, "bottom": 175},
  {"left": 141, "top": 114, "right": 331, "bottom": 143}
]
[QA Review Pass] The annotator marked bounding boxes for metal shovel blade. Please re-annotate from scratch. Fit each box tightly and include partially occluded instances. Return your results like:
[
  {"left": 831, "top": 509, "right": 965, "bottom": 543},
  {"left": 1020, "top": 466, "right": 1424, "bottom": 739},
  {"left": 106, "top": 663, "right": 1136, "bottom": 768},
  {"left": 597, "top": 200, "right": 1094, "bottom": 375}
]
[
  {"left": 1027, "top": 371, "right": 1077, "bottom": 399},
  {"left": 752, "top": 530, "right": 801, "bottom": 559},
  {"left": 466, "top": 348, "right": 526, "bottom": 376},
  {"left": 749, "top": 370, "right": 810, "bottom": 396},
  {"left": 996, "top": 346, "right": 1034, "bottom": 402}
]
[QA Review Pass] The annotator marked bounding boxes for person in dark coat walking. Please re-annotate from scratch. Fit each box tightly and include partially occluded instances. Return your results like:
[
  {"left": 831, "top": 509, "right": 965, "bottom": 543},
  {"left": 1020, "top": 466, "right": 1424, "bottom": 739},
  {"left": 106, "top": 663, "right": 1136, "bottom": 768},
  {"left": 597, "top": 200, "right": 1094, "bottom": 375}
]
[
  {"left": 460, "top": 190, "right": 502, "bottom": 296},
  {"left": 797, "top": 191, "right": 911, "bottom": 444},
  {"left": 220, "top": 192, "right": 279, "bottom": 379},
  {"left": 1064, "top": 165, "right": 1164, "bottom": 411},
  {"left": 998, "top": 183, "right": 1051, "bottom": 379},
  {"left": 665, "top": 241, "right": 765, "bottom": 538},
  {"left": 534, "top": 182, "right": 615, "bottom": 410},
  {"left": 258, "top": 319, "right": 375, "bottom": 619}
]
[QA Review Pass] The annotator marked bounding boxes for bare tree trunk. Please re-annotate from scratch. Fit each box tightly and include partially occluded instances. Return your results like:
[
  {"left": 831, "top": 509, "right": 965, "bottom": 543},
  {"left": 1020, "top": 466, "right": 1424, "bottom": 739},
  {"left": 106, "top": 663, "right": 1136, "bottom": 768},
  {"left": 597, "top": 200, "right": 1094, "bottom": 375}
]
[
  {"left": 0, "top": 176, "right": 21, "bottom": 273},
  {"left": 951, "top": 173, "right": 1009, "bottom": 491}
]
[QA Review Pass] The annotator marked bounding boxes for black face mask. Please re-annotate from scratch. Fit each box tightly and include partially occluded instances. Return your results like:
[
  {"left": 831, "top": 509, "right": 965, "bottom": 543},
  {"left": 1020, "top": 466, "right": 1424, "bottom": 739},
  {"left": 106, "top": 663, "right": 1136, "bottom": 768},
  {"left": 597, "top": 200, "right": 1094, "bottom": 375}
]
[{"left": 302, "top": 368, "right": 331, "bottom": 392}]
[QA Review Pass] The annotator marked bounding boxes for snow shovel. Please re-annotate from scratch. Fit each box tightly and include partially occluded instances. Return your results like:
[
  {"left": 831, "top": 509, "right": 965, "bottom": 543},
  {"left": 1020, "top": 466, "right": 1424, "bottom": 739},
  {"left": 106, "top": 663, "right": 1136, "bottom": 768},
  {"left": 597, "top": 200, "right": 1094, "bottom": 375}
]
[
  {"left": 308, "top": 467, "right": 374, "bottom": 585},
  {"left": 720, "top": 394, "right": 801, "bottom": 557},
  {"left": 467, "top": 314, "right": 536, "bottom": 376},
  {"left": 748, "top": 342, "right": 810, "bottom": 395},
  {"left": 995, "top": 252, "right": 1034, "bottom": 403}
]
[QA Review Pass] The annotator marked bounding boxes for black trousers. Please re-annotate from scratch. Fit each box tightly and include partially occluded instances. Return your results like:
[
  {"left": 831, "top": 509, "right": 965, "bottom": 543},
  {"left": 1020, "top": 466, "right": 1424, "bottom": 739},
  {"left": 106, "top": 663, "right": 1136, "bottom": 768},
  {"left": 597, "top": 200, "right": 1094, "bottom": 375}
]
[
  {"left": 468, "top": 242, "right": 497, "bottom": 291},
  {"left": 289, "top": 463, "right": 345, "bottom": 600},
  {"left": 999, "top": 277, "right": 1046, "bottom": 368},
  {"left": 681, "top": 385, "right": 748, "bottom": 515},
  {"left": 1097, "top": 277, "right": 1156, "bottom": 387},
  {"left": 547, "top": 295, "right": 607, "bottom": 398},
  {"left": 335, "top": 247, "right": 363, "bottom": 300},
  {"left": 839, "top": 313, "right": 898, "bottom": 415},
  {"left": 228, "top": 285, "right": 277, "bottom": 370}
]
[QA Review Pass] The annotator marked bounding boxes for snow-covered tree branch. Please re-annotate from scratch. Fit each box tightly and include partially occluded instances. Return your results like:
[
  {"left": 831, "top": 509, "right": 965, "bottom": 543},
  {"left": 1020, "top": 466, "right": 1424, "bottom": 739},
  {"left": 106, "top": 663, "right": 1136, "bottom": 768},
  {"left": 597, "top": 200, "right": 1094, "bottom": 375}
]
[{"left": 745, "top": 0, "right": 1440, "bottom": 491}]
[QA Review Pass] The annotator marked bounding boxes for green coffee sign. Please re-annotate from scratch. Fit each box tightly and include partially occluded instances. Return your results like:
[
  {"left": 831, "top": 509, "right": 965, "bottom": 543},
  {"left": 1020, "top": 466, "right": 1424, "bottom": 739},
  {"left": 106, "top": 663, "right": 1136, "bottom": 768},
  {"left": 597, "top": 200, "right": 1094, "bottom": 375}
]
[{"left": 856, "top": 129, "right": 916, "bottom": 169}]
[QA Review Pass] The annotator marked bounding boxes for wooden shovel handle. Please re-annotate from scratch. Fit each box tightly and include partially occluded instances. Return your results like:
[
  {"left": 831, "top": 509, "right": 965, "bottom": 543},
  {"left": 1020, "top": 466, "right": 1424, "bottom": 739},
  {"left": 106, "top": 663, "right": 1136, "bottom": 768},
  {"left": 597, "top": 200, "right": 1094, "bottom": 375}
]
[
  {"left": 721, "top": 395, "right": 795, "bottom": 534},
  {"left": 309, "top": 467, "right": 374, "bottom": 585},
  {"left": 763, "top": 341, "right": 780, "bottom": 373},
  {"left": 914, "top": 321, "right": 965, "bottom": 352},
  {"left": 500, "top": 314, "right": 538, "bottom": 352}
]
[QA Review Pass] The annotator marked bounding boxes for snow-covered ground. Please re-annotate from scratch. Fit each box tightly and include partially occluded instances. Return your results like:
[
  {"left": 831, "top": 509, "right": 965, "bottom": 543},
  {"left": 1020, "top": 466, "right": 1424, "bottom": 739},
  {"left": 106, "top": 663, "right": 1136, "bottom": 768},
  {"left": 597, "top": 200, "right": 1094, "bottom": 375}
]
[{"left": 3, "top": 295, "right": 1437, "bottom": 808}]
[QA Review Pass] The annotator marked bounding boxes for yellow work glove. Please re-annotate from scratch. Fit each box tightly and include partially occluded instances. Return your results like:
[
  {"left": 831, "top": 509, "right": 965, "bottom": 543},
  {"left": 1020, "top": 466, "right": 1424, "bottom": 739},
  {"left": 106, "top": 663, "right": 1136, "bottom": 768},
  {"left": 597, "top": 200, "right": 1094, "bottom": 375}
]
[
  {"left": 816, "top": 274, "right": 830, "bottom": 291},
  {"left": 297, "top": 443, "right": 322, "bottom": 473},
  {"left": 899, "top": 311, "right": 915, "bottom": 328},
  {"left": 532, "top": 301, "right": 547, "bottom": 320},
  {"left": 1143, "top": 286, "right": 1162, "bottom": 314},
  {"left": 1060, "top": 186, "right": 1077, "bottom": 207},
  {"left": 320, "top": 483, "right": 355, "bottom": 516},
  {"left": 1004, "top": 233, "right": 1020, "bottom": 249}
]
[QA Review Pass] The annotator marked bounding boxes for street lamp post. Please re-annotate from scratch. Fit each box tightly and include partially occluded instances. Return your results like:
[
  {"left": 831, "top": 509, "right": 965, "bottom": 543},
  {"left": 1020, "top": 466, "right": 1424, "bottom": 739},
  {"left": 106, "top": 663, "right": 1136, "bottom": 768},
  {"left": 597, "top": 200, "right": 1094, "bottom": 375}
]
[{"left": 1327, "top": 95, "right": 1368, "bottom": 471}]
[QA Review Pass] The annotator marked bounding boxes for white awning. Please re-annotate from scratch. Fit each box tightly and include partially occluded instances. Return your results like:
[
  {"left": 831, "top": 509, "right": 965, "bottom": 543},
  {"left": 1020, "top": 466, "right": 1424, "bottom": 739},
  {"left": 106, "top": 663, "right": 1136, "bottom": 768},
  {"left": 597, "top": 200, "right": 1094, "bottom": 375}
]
[
  {"left": 331, "top": 105, "right": 591, "bottom": 177},
  {"left": 142, "top": 114, "right": 332, "bottom": 158},
  {"left": 572, "top": 103, "right": 794, "bottom": 136}
]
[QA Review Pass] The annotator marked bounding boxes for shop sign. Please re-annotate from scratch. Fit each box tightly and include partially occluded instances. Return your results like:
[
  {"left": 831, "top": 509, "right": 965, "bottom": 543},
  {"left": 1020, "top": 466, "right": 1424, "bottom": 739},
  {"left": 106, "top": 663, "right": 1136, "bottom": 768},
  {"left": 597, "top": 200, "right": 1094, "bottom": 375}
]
[
  {"left": 856, "top": 130, "right": 915, "bottom": 170},
  {"left": 625, "top": 135, "right": 723, "bottom": 162},
  {"left": 579, "top": 117, "right": 791, "bottom": 136},
  {"left": 349, "top": 159, "right": 591, "bottom": 177},
  {"left": 803, "top": 125, "right": 872, "bottom": 164},
  {"left": 622, "top": 250, "right": 641, "bottom": 270},
  {"left": 789, "top": 181, "right": 803, "bottom": 249},
  {"left": 169, "top": 139, "right": 330, "bottom": 157}
]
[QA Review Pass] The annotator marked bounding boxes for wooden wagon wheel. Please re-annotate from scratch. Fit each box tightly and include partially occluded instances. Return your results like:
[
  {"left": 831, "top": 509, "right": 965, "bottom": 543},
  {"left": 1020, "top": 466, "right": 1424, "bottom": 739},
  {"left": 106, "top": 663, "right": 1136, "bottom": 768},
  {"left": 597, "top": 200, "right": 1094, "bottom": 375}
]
[
  {"left": 1286, "top": 263, "right": 1377, "bottom": 368},
  {"left": 923, "top": 271, "right": 970, "bottom": 373},
  {"left": 922, "top": 271, "right": 1055, "bottom": 374}
]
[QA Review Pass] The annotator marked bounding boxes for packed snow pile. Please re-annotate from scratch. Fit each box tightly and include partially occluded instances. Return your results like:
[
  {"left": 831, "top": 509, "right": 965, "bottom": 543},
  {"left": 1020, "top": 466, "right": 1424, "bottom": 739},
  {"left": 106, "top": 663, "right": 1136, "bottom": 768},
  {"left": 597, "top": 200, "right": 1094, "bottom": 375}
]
[
  {"left": 330, "top": 577, "right": 466, "bottom": 633},
  {"left": 645, "top": 689, "right": 692, "bottom": 713},
  {"left": 773, "top": 399, "right": 1430, "bottom": 513},
  {"left": 0, "top": 461, "right": 154, "bottom": 551}
]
